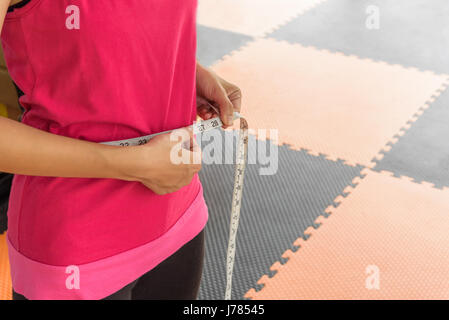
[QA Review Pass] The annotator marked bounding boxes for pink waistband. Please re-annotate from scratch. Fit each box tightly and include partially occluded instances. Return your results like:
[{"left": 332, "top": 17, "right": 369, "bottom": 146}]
[{"left": 7, "top": 185, "right": 209, "bottom": 300}]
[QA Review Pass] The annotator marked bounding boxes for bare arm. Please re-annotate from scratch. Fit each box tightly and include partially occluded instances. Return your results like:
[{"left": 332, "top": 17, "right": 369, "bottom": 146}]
[
  {"left": 0, "top": 115, "right": 127, "bottom": 178},
  {"left": 0, "top": 1, "right": 131, "bottom": 180},
  {"left": 0, "top": 0, "right": 6, "bottom": 27},
  {"left": 0, "top": 0, "right": 8, "bottom": 30}
]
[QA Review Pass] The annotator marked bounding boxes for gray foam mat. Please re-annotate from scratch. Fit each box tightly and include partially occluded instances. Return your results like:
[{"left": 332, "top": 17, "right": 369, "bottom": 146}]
[
  {"left": 197, "top": 25, "right": 253, "bottom": 67},
  {"left": 269, "top": 0, "right": 449, "bottom": 74},
  {"left": 196, "top": 130, "right": 364, "bottom": 300},
  {"left": 374, "top": 87, "right": 449, "bottom": 188}
]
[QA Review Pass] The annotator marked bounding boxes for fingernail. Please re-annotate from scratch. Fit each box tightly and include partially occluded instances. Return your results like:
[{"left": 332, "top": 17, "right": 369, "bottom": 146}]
[{"left": 228, "top": 116, "right": 233, "bottom": 125}]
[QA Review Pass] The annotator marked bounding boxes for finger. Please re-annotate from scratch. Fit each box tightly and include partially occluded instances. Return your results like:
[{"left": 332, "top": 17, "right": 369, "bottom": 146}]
[
  {"left": 196, "top": 95, "right": 210, "bottom": 107},
  {"left": 227, "top": 86, "right": 242, "bottom": 113},
  {"left": 171, "top": 126, "right": 194, "bottom": 151},
  {"left": 192, "top": 163, "right": 202, "bottom": 173},
  {"left": 190, "top": 139, "right": 202, "bottom": 165},
  {"left": 214, "top": 88, "right": 235, "bottom": 127},
  {"left": 197, "top": 106, "right": 213, "bottom": 120},
  {"left": 207, "top": 103, "right": 220, "bottom": 118},
  {"left": 173, "top": 126, "right": 194, "bottom": 140}
]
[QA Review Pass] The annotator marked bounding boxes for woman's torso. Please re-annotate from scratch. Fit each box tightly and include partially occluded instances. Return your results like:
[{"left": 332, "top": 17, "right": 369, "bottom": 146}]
[{"left": 1, "top": 0, "right": 202, "bottom": 265}]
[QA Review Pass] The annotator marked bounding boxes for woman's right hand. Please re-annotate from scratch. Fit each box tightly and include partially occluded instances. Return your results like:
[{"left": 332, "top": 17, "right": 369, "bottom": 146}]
[{"left": 113, "top": 127, "right": 202, "bottom": 195}]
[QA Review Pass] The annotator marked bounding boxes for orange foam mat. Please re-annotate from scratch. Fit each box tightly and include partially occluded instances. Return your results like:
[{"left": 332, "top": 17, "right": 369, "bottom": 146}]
[
  {"left": 212, "top": 39, "right": 449, "bottom": 167},
  {"left": 197, "top": 0, "right": 326, "bottom": 37},
  {"left": 0, "top": 233, "right": 12, "bottom": 300},
  {"left": 245, "top": 169, "right": 449, "bottom": 299}
]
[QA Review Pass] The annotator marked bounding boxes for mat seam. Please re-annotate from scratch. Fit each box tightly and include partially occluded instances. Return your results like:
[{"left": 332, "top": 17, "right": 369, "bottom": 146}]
[
  {"left": 218, "top": 40, "right": 449, "bottom": 178},
  {"left": 258, "top": 0, "right": 329, "bottom": 39},
  {"left": 266, "top": 38, "right": 449, "bottom": 77},
  {"left": 244, "top": 166, "right": 370, "bottom": 299},
  {"left": 369, "top": 81, "right": 449, "bottom": 189},
  {"left": 244, "top": 167, "right": 449, "bottom": 299},
  {"left": 209, "top": 0, "right": 329, "bottom": 69}
]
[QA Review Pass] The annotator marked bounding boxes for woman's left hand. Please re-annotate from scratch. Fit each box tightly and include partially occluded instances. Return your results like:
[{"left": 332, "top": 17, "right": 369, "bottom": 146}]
[{"left": 196, "top": 62, "right": 242, "bottom": 129}]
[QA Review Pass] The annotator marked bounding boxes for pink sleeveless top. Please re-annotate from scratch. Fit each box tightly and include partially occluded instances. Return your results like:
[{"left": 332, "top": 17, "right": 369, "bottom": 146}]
[{"left": 1, "top": 0, "right": 208, "bottom": 299}]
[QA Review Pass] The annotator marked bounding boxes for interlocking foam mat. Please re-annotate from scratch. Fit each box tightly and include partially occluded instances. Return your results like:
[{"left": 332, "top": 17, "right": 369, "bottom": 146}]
[
  {"left": 213, "top": 38, "right": 448, "bottom": 168},
  {"left": 197, "top": 0, "right": 327, "bottom": 37},
  {"left": 197, "top": 0, "right": 449, "bottom": 300},
  {"left": 374, "top": 88, "right": 449, "bottom": 189},
  {"left": 1, "top": 0, "right": 449, "bottom": 300},
  {"left": 246, "top": 169, "right": 449, "bottom": 299},
  {"left": 0, "top": 234, "right": 11, "bottom": 300},
  {"left": 270, "top": 0, "right": 449, "bottom": 74},
  {"left": 198, "top": 131, "right": 363, "bottom": 299}
]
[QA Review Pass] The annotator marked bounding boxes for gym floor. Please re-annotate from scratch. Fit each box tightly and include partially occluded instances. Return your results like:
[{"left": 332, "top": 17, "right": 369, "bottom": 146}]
[{"left": 2, "top": 0, "right": 449, "bottom": 300}]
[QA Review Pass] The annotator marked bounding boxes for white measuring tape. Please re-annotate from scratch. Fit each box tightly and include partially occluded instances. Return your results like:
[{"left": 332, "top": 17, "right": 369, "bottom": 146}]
[{"left": 100, "top": 111, "right": 249, "bottom": 300}]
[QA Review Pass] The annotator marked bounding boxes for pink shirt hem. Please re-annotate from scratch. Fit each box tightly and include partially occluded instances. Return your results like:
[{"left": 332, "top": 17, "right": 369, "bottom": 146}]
[{"left": 7, "top": 184, "right": 209, "bottom": 300}]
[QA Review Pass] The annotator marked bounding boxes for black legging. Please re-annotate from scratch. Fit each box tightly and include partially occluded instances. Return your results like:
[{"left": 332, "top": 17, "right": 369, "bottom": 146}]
[{"left": 13, "top": 228, "right": 206, "bottom": 300}]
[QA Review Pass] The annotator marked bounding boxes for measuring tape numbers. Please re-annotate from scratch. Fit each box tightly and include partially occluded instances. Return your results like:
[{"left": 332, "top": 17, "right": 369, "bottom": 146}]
[{"left": 100, "top": 112, "right": 249, "bottom": 300}]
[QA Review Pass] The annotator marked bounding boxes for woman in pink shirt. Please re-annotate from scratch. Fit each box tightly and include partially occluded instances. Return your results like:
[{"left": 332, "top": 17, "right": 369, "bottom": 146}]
[{"left": 0, "top": 0, "right": 241, "bottom": 300}]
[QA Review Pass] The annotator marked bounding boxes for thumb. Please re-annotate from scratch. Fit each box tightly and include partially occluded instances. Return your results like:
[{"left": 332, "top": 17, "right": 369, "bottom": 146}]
[
  {"left": 170, "top": 126, "right": 201, "bottom": 164},
  {"left": 171, "top": 126, "right": 195, "bottom": 150}
]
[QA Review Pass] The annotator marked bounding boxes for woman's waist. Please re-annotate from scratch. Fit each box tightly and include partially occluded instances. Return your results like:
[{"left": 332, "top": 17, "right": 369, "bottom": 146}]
[
  {"left": 8, "top": 174, "right": 202, "bottom": 264},
  {"left": 21, "top": 111, "right": 183, "bottom": 143},
  {"left": 20, "top": 92, "right": 197, "bottom": 143},
  {"left": 10, "top": 174, "right": 202, "bottom": 221}
]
